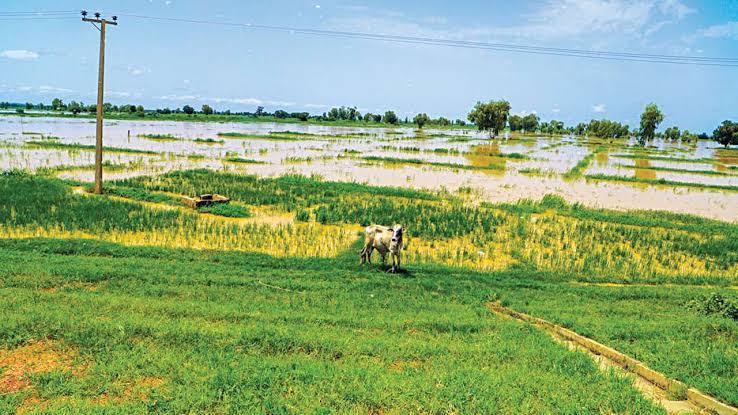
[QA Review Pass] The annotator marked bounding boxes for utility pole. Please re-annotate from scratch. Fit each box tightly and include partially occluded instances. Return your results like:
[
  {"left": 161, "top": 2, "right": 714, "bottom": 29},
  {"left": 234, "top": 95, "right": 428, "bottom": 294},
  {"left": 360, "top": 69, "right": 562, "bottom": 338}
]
[{"left": 82, "top": 11, "right": 118, "bottom": 194}]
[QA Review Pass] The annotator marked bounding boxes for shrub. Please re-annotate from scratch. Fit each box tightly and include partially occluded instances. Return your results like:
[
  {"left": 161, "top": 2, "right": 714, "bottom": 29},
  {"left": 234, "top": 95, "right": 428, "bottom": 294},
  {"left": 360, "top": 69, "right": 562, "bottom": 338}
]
[{"left": 686, "top": 293, "right": 738, "bottom": 321}]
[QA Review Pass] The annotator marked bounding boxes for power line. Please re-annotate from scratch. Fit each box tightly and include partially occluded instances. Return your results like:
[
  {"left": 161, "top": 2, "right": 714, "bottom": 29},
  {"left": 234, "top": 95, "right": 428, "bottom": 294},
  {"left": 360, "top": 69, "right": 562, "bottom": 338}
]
[
  {"left": 0, "top": 10, "right": 78, "bottom": 16},
  {"left": 115, "top": 13, "right": 738, "bottom": 67}
]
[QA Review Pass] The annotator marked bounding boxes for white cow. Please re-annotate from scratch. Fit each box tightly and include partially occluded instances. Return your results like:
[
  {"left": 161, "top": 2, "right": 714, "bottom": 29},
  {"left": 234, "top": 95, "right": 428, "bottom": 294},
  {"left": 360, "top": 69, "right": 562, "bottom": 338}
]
[{"left": 359, "top": 224, "right": 404, "bottom": 273}]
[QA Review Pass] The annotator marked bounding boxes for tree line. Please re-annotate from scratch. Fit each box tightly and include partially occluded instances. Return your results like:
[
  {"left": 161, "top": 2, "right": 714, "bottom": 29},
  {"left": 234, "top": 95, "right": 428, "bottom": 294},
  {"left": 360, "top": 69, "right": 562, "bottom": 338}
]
[{"left": 2, "top": 98, "right": 736, "bottom": 148}]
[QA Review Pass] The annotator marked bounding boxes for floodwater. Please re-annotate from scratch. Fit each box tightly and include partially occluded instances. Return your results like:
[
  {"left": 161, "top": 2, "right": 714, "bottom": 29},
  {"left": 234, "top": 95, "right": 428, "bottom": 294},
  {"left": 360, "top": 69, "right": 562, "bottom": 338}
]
[{"left": 2, "top": 115, "right": 738, "bottom": 222}]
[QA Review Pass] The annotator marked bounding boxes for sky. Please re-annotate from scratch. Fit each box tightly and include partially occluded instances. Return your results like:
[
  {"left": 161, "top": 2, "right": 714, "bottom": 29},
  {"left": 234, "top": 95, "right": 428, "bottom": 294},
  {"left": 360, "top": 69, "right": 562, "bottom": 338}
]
[{"left": 1, "top": 0, "right": 737, "bottom": 132}]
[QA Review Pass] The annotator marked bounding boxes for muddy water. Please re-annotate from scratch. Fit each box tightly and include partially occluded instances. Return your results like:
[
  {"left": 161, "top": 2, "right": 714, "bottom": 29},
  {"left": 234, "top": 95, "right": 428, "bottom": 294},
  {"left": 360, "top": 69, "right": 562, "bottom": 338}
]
[{"left": 3, "top": 115, "right": 738, "bottom": 222}]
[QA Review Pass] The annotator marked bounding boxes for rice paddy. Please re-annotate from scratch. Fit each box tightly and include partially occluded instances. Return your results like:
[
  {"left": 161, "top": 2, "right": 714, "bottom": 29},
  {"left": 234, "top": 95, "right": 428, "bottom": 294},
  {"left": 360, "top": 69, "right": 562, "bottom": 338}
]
[{"left": 1, "top": 115, "right": 738, "bottom": 413}]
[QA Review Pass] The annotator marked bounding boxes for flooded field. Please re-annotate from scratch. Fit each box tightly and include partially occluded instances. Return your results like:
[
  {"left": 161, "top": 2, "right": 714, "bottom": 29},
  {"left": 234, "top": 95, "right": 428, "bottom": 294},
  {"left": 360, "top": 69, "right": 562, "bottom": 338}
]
[{"left": 2, "top": 115, "right": 737, "bottom": 222}]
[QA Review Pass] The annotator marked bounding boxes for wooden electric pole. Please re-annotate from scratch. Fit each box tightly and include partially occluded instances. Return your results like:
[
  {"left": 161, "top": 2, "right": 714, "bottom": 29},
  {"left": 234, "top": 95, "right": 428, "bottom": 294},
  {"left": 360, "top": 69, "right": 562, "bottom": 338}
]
[{"left": 82, "top": 11, "right": 118, "bottom": 194}]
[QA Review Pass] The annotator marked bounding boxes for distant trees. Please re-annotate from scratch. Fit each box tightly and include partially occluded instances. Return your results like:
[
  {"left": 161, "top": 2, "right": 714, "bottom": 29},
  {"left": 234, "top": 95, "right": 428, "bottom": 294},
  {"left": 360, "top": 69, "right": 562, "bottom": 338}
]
[
  {"left": 201, "top": 104, "right": 214, "bottom": 115},
  {"left": 413, "top": 113, "right": 430, "bottom": 129},
  {"left": 713, "top": 120, "right": 738, "bottom": 148},
  {"left": 274, "top": 110, "right": 289, "bottom": 119},
  {"left": 326, "top": 106, "right": 361, "bottom": 121},
  {"left": 384, "top": 111, "right": 399, "bottom": 125},
  {"left": 255, "top": 106, "right": 265, "bottom": 117},
  {"left": 468, "top": 100, "right": 511, "bottom": 137},
  {"left": 638, "top": 103, "right": 664, "bottom": 145},
  {"left": 182, "top": 105, "right": 195, "bottom": 115},
  {"left": 67, "top": 101, "right": 82, "bottom": 115},
  {"left": 435, "top": 117, "right": 451, "bottom": 126},
  {"left": 363, "top": 113, "right": 382, "bottom": 123},
  {"left": 586, "top": 119, "right": 629, "bottom": 139},
  {"left": 681, "top": 130, "right": 696, "bottom": 143},
  {"left": 52, "top": 98, "right": 63, "bottom": 111},
  {"left": 663, "top": 126, "right": 681, "bottom": 141},
  {"left": 521, "top": 114, "right": 539, "bottom": 133},
  {"left": 508, "top": 115, "right": 523, "bottom": 131},
  {"left": 291, "top": 112, "right": 309, "bottom": 121}
]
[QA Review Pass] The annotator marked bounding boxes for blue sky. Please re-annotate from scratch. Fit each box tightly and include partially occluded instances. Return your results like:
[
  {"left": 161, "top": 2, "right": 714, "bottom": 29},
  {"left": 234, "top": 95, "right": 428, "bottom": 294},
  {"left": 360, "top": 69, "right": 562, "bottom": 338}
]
[{"left": 1, "top": 0, "right": 737, "bottom": 132}]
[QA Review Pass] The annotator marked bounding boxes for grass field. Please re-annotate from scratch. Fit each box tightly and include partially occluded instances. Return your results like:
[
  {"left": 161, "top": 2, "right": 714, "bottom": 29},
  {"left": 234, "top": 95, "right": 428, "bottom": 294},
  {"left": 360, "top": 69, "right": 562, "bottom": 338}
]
[{"left": 1, "top": 169, "right": 737, "bottom": 413}]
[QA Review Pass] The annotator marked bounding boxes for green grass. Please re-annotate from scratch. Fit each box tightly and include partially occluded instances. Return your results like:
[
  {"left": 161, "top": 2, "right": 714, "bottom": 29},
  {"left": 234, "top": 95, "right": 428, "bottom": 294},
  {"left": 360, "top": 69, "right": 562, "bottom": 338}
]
[
  {"left": 612, "top": 154, "right": 716, "bottom": 164},
  {"left": 0, "top": 237, "right": 664, "bottom": 414},
  {"left": 563, "top": 145, "right": 605, "bottom": 179},
  {"left": 218, "top": 132, "right": 298, "bottom": 141},
  {"left": 138, "top": 134, "right": 181, "bottom": 141},
  {"left": 197, "top": 203, "right": 252, "bottom": 218},
  {"left": 3, "top": 171, "right": 738, "bottom": 412},
  {"left": 585, "top": 173, "right": 738, "bottom": 192},
  {"left": 192, "top": 138, "right": 225, "bottom": 144},
  {"left": 614, "top": 163, "right": 735, "bottom": 176},
  {"left": 495, "top": 282, "right": 738, "bottom": 406},
  {"left": 224, "top": 157, "right": 267, "bottom": 164},
  {"left": 363, "top": 156, "right": 506, "bottom": 172},
  {"left": 24, "top": 141, "right": 160, "bottom": 155}
]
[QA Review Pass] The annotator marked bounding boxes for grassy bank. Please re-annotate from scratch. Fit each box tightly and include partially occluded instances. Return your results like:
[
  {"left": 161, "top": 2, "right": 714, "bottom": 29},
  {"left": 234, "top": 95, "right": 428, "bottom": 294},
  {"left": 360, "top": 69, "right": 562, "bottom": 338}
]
[{"left": 0, "top": 237, "right": 663, "bottom": 414}]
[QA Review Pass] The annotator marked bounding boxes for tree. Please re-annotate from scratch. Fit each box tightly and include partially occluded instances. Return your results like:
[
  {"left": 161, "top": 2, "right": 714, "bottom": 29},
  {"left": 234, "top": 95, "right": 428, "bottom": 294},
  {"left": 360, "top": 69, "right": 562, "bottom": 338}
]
[
  {"left": 274, "top": 110, "right": 289, "bottom": 119},
  {"left": 638, "top": 103, "right": 664, "bottom": 145},
  {"left": 201, "top": 104, "right": 214, "bottom": 115},
  {"left": 413, "top": 113, "right": 430, "bottom": 129},
  {"left": 435, "top": 117, "right": 451, "bottom": 126},
  {"left": 68, "top": 101, "right": 81, "bottom": 115},
  {"left": 25, "top": 102, "right": 33, "bottom": 110},
  {"left": 467, "top": 100, "right": 511, "bottom": 137},
  {"left": 291, "top": 112, "right": 309, "bottom": 121},
  {"left": 51, "top": 98, "right": 63, "bottom": 111},
  {"left": 255, "top": 106, "right": 264, "bottom": 117},
  {"left": 521, "top": 114, "right": 539, "bottom": 133},
  {"left": 681, "top": 130, "right": 695, "bottom": 143},
  {"left": 508, "top": 115, "right": 523, "bottom": 131},
  {"left": 663, "top": 126, "right": 681, "bottom": 141},
  {"left": 182, "top": 105, "right": 195, "bottom": 115},
  {"left": 384, "top": 111, "right": 399, "bottom": 125},
  {"left": 713, "top": 120, "right": 738, "bottom": 148}
]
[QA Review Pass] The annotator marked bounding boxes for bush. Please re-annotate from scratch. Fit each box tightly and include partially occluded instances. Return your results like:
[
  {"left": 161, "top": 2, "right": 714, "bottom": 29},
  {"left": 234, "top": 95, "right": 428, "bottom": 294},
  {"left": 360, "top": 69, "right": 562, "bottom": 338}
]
[{"left": 686, "top": 293, "right": 738, "bottom": 321}]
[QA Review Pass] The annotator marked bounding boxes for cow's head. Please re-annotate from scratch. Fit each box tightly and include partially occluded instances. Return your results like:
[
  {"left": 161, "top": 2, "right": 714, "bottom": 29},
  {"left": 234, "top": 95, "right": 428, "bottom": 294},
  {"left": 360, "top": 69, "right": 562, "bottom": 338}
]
[{"left": 390, "top": 224, "right": 404, "bottom": 249}]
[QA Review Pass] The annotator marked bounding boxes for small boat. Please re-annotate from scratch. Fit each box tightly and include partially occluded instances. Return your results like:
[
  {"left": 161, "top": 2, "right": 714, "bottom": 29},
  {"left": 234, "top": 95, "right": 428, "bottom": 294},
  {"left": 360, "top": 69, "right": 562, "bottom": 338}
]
[{"left": 181, "top": 194, "right": 230, "bottom": 208}]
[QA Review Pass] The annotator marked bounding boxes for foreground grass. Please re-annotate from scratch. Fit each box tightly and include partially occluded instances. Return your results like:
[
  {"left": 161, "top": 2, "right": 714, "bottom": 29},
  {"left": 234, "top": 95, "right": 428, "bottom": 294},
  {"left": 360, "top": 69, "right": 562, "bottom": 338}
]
[
  {"left": 497, "top": 282, "right": 738, "bottom": 406},
  {"left": 0, "top": 238, "right": 663, "bottom": 414}
]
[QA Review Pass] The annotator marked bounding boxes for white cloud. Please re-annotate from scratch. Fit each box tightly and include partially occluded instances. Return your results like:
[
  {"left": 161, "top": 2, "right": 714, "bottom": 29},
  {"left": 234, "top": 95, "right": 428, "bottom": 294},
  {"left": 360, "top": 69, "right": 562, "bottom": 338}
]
[
  {"left": 127, "top": 65, "right": 150, "bottom": 76},
  {"left": 330, "top": 0, "right": 698, "bottom": 48},
  {"left": 593, "top": 104, "right": 607, "bottom": 113},
  {"left": 659, "top": 0, "right": 694, "bottom": 20},
  {"left": 694, "top": 21, "right": 738, "bottom": 40},
  {"left": 552, "top": 108, "right": 561, "bottom": 113},
  {"left": 1, "top": 50, "right": 39, "bottom": 60},
  {"left": 157, "top": 94, "right": 199, "bottom": 101},
  {"left": 107, "top": 91, "right": 131, "bottom": 98}
]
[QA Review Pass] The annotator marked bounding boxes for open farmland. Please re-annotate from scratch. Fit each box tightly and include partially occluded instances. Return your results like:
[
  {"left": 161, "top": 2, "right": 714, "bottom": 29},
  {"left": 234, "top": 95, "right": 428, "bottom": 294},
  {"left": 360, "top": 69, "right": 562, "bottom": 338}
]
[{"left": 1, "top": 160, "right": 737, "bottom": 413}]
